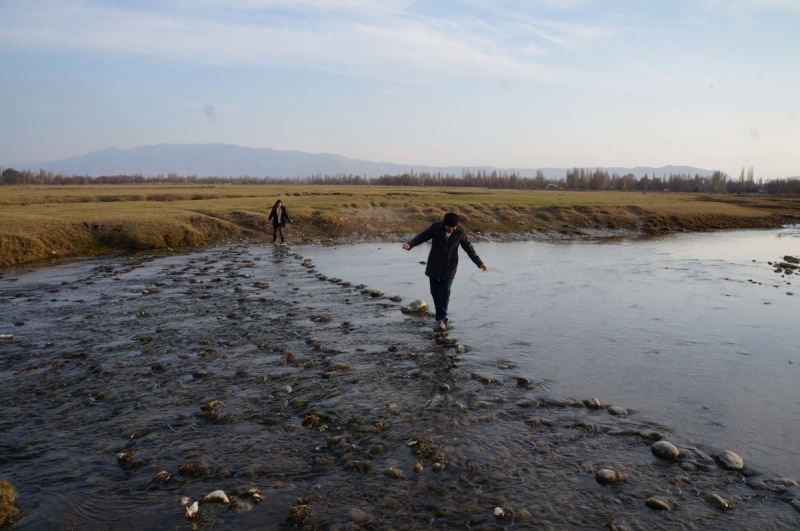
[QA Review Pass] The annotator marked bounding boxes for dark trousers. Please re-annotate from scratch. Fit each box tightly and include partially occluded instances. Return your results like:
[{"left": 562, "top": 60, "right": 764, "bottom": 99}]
[
  {"left": 429, "top": 277, "right": 454, "bottom": 322},
  {"left": 272, "top": 225, "right": 284, "bottom": 242}
]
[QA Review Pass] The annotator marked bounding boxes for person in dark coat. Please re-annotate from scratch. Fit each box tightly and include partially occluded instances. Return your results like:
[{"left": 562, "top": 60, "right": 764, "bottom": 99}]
[
  {"left": 403, "top": 212, "right": 488, "bottom": 330},
  {"left": 267, "top": 199, "right": 292, "bottom": 243}
]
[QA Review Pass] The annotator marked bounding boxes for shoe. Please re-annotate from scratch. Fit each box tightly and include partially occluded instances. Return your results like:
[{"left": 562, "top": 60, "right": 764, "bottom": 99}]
[
  {"left": 443, "top": 318, "right": 450, "bottom": 326},
  {"left": 433, "top": 320, "right": 446, "bottom": 331}
]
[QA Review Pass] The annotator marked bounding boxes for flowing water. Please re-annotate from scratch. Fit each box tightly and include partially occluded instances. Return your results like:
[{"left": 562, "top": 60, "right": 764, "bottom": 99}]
[{"left": 0, "top": 229, "right": 799, "bottom": 530}]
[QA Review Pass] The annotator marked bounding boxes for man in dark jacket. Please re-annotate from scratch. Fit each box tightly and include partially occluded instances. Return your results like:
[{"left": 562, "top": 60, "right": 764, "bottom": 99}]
[
  {"left": 403, "top": 212, "right": 488, "bottom": 330},
  {"left": 267, "top": 199, "right": 292, "bottom": 244}
]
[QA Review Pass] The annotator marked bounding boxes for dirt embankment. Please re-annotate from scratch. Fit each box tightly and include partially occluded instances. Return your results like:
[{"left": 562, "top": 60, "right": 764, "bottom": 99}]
[{"left": 0, "top": 198, "right": 793, "bottom": 268}]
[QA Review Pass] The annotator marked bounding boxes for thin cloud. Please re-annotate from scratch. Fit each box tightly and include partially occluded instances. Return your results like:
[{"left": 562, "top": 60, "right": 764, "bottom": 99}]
[{"left": 0, "top": 1, "right": 611, "bottom": 81}]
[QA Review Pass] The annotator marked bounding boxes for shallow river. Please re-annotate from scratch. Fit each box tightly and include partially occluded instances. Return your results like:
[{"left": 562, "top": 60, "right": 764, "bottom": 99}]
[
  {"left": 303, "top": 228, "right": 800, "bottom": 480},
  {"left": 1, "top": 228, "right": 799, "bottom": 530}
]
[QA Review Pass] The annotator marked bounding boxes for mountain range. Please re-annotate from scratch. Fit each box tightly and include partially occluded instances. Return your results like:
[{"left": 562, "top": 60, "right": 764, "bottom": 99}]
[{"left": 27, "top": 143, "right": 716, "bottom": 179}]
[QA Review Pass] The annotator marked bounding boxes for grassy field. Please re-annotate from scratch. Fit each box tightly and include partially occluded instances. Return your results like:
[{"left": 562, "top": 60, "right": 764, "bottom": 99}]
[{"left": 1, "top": 184, "right": 797, "bottom": 267}]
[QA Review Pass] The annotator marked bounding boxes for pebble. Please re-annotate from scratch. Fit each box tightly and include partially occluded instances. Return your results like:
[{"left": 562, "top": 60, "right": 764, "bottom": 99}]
[
  {"left": 383, "top": 497, "right": 403, "bottom": 511},
  {"left": 152, "top": 470, "right": 171, "bottom": 483},
  {"left": 651, "top": 441, "right": 681, "bottom": 460},
  {"left": 704, "top": 493, "right": 731, "bottom": 510},
  {"left": 384, "top": 467, "right": 404, "bottom": 479},
  {"left": 645, "top": 496, "right": 674, "bottom": 511},
  {"left": 186, "top": 501, "right": 199, "bottom": 518},
  {"left": 607, "top": 406, "right": 628, "bottom": 416},
  {"left": 595, "top": 469, "right": 629, "bottom": 485},
  {"left": 585, "top": 397, "right": 602, "bottom": 409},
  {"left": 439, "top": 383, "right": 451, "bottom": 392},
  {"left": 116, "top": 452, "right": 135, "bottom": 465},
  {"left": 389, "top": 295, "right": 403, "bottom": 302},
  {"left": 412, "top": 462, "right": 423, "bottom": 473},
  {"left": 348, "top": 508, "right": 368, "bottom": 522},
  {"left": 203, "top": 490, "right": 230, "bottom": 504},
  {"left": 717, "top": 450, "right": 744, "bottom": 470},
  {"left": 516, "top": 377, "right": 530, "bottom": 387},
  {"left": 515, "top": 399, "right": 536, "bottom": 408}
]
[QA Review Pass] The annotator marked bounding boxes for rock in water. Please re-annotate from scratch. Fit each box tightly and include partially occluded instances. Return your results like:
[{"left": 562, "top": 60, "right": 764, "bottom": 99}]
[
  {"left": 595, "top": 469, "right": 629, "bottom": 485},
  {"left": 645, "top": 496, "right": 674, "bottom": 510},
  {"left": 651, "top": 441, "right": 681, "bottom": 459},
  {"left": 717, "top": 450, "right": 744, "bottom": 470},
  {"left": 607, "top": 405, "right": 628, "bottom": 416},
  {"left": 516, "top": 377, "right": 530, "bottom": 387},
  {"left": 585, "top": 397, "right": 602, "bottom": 409},
  {"left": 791, "top": 499, "right": 800, "bottom": 513},
  {"left": 179, "top": 497, "right": 191, "bottom": 507},
  {"left": 704, "top": 493, "right": 731, "bottom": 510},
  {"left": 152, "top": 470, "right": 171, "bottom": 483},
  {"left": 186, "top": 501, "right": 199, "bottom": 518},
  {"left": 203, "top": 490, "right": 230, "bottom": 504},
  {"left": 401, "top": 299, "right": 428, "bottom": 314}
]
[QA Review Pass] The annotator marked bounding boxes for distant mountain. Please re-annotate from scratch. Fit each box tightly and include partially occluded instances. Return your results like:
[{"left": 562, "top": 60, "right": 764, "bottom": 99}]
[{"left": 30, "top": 143, "right": 715, "bottom": 179}]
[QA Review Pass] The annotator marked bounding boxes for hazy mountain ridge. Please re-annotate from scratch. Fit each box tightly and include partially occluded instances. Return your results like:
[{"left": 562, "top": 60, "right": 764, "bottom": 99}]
[{"left": 30, "top": 143, "right": 716, "bottom": 179}]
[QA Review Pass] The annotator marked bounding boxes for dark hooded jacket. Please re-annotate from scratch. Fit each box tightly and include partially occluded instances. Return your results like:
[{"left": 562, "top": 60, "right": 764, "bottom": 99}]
[
  {"left": 267, "top": 206, "right": 291, "bottom": 227},
  {"left": 406, "top": 222, "right": 484, "bottom": 280}
]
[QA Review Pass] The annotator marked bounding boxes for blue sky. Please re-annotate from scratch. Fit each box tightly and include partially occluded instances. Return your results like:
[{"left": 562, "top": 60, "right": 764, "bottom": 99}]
[{"left": 1, "top": 0, "right": 798, "bottom": 177}]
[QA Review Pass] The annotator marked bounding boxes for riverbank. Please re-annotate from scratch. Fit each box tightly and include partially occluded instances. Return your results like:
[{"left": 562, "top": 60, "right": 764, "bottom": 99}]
[
  {"left": 1, "top": 243, "right": 798, "bottom": 529},
  {"left": 2, "top": 185, "right": 798, "bottom": 267}
]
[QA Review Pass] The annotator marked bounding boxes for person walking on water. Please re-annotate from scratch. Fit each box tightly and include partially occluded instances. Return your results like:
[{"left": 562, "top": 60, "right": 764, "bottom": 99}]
[
  {"left": 267, "top": 199, "right": 292, "bottom": 244},
  {"left": 403, "top": 212, "right": 488, "bottom": 331}
]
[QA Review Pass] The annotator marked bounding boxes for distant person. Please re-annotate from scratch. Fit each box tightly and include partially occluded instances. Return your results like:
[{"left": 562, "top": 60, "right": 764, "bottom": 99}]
[
  {"left": 402, "top": 212, "right": 488, "bottom": 331},
  {"left": 267, "top": 199, "right": 292, "bottom": 244}
]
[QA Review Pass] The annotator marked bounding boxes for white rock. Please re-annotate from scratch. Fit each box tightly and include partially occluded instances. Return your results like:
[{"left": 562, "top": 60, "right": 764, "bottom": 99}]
[
  {"left": 494, "top": 507, "right": 504, "bottom": 517},
  {"left": 717, "top": 450, "right": 744, "bottom": 470},
  {"left": 651, "top": 441, "right": 681, "bottom": 459},
  {"left": 0, "top": 334, "right": 14, "bottom": 340},
  {"left": 203, "top": 490, "right": 230, "bottom": 504},
  {"left": 409, "top": 299, "right": 428, "bottom": 310},
  {"left": 179, "top": 497, "right": 191, "bottom": 507},
  {"left": 186, "top": 501, "right": 199, "bottom": 518}
]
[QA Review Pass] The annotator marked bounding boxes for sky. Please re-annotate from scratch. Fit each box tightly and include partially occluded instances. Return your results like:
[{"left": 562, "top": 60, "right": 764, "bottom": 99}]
[{"left": 0, "top": 0, "right": 798, "bottom": 178}]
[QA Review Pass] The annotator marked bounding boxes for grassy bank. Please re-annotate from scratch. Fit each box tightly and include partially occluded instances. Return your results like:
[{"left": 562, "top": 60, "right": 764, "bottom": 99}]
[{"left": 1, "top": 184, "right": 797, "bottom": 267}]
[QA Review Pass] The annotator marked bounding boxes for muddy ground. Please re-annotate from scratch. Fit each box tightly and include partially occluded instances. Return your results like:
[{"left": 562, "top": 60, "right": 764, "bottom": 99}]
[{"left": 1, "top": 244, "right": 799, "bottom": 530}]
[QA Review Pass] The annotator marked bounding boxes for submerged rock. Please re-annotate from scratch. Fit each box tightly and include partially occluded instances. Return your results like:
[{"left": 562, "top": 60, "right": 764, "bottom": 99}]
[
  {"left": 607, "top": 405, "right": 628, "bottom": 416},
  {"left": 152, "top": 470, "right": 171, "bottom": 483},
  {"left": 791, "top": 499, "right": 800, "bottom": 513},
  {"left": 645, "top": 496, "right": 674, "bottom": 511},
  {"left": 651, "top": 441, "right": 681, "bottom": 460},
  {"left": 595, "top": 469, "right": 629, "bottom": 485},
  {"left": 704, "top": 493, "right": 731, "bottom": 510},
  {"left": 717, "top": 450, "right": 744, "bottom": 470}
]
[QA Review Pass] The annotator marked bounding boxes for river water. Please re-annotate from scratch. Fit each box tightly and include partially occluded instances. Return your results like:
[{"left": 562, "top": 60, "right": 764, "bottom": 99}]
[
  {"left": 1, "top": 228, "right": 799, "bottom": 530},
  {"left": 302, "top": 227, "right": 800, "bottom": 480}
]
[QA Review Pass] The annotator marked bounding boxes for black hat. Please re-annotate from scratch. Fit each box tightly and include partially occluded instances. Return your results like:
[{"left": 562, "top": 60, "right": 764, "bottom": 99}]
[{"left": 443, "top": 212, "right": 460, "bottom": 226}]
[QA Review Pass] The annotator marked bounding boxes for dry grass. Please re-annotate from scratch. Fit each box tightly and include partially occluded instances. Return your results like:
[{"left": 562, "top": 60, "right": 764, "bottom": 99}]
[
  {"left": 0, "top": 184, "right": 793, "bottom": 267},
  {"left": 0, "top": 480, "right": 19, "bottom": 527}
]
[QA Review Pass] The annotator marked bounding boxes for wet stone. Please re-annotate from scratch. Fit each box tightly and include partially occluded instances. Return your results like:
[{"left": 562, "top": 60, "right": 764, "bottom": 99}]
[
  {"left": 595, "top": 469, "right": 629, "bottom": 485},
  {"left": 203, "top": 490, "right": 229, "bottom": 504},
  {"left": 791, "top": 499, "right": 800, "bottom": 513},
  {"left": 717, "top": 450, "right": 744, "bottom": 470},
  {"left": 515, "top": 399, "right": 536, "bottom": 408},
  {"left": 516, "top": 377, "right": 530, "bottom": 387},
  {"left": 645, "top": 496, "right": 674, "bottom": 511},
  {"left": 348, "top": 508, "right": 368, "bottom": 522},
  {"left": 585, "top": 397, "right": 602, "bottom": 409},
  {"left": 607, "top": 405, "right": 628, "bottom": 416},
  {"left": 652, "top": 441, "right": 681, "bottom": 460},
  {"left": 704, "top": 493, "right": 731, "bottom": 510}
]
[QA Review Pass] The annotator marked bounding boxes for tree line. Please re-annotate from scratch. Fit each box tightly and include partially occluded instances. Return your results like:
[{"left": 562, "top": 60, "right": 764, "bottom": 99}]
[{"left": 1, "top": 166, "right": 798, "bottom": 194}]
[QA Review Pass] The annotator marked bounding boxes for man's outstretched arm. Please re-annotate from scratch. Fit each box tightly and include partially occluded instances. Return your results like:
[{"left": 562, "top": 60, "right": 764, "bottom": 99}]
[
  {"left": 460, "top": 235, "right": 489, "bottom": 271},
  {"left": 402, "top": 225, "right": 434, "bottom": 251}
]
